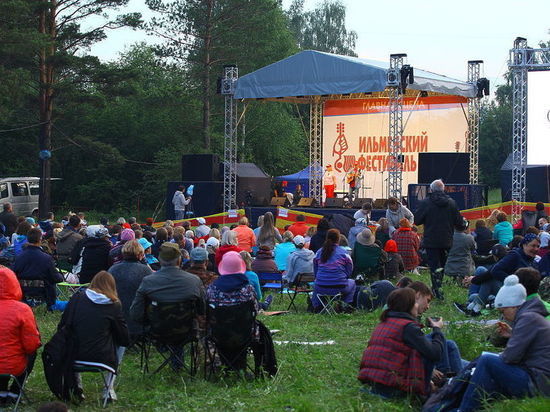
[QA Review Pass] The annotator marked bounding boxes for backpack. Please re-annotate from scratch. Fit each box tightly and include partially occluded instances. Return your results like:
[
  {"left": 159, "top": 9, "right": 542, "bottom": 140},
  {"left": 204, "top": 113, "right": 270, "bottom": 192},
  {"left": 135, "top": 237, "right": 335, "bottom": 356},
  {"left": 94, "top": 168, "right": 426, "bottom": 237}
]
[
  {"left": 42, "top": 292, "right": 81, "bottom": 401},
  {"left": 422, "top": 358, "right": 477, "bottom": 412}
]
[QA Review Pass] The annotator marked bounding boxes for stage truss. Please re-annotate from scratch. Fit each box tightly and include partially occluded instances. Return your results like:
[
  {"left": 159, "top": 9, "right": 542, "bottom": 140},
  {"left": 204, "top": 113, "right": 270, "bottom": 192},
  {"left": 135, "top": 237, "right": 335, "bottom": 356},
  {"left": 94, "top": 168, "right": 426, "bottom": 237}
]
[
  {"left": 509, "top": 37, "right": 550, "bottom": 219},
  {"left": 467, "top": 60, "right": 483, "bottom": 184},
  {"left": 388, "top": 54, "right": 405, "bottom": 199},
  {"left": 309, "top": 97, "right": 323, "bottom": 204},
  {"left": 222, "top": 65, "right": 238, "bottom": 211}
]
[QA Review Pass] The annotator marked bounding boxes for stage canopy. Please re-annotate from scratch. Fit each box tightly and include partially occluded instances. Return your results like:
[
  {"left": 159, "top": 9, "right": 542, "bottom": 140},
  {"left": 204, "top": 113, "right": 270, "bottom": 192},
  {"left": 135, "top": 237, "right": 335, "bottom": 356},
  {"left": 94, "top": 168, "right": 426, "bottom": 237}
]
[{"left": 234, "top": 50, "right": 476, "bottom": 101}]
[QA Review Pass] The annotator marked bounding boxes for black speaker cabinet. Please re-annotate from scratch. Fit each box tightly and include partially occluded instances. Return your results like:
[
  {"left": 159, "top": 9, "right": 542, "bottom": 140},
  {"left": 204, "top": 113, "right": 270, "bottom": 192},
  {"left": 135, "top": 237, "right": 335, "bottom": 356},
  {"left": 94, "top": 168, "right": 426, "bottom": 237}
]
[
  {"left": 325, "top": 198, "right": 344, "bottom": 208},
  {"left": 297, "top": 197, "right": 317, "bottom": 207},
  {"left": 181, "top": 154, "right": 220, "bottom": 181},
  {"left": 352, "top": 198, "right": 373, "bottom": 208},
  {"left": 270, "top": 197, "right": 290, "bottom": 207},
  {"left": 373, "top": 198, "right": 387, "bottom": 209},
  {"left": 418, "top": 152, "right": 470, "bottom": 184}
]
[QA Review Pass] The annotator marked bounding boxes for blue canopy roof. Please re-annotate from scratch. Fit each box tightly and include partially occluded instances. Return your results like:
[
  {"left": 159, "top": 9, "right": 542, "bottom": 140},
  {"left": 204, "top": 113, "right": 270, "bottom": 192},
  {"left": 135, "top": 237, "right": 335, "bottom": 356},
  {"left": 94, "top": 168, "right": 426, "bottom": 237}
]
[{"left": 234, "top": 50, "right": 476, "bottom": 100}]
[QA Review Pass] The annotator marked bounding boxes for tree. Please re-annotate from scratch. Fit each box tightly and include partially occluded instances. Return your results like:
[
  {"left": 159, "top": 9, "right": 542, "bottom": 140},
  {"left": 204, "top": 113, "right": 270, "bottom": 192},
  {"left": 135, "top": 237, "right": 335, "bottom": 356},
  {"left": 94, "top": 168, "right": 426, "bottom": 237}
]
[
  {"left": 286, "top": 0, "right": 357, "bottom": 56},
  {"left": 478, "top": 81, "right": 512, "bottom": 188},
  {"left": 34, "top": 0, "right": 141, "bottom": 218},
  {"left": 145, "top": 0, "right": 297, "bottom": 150}
]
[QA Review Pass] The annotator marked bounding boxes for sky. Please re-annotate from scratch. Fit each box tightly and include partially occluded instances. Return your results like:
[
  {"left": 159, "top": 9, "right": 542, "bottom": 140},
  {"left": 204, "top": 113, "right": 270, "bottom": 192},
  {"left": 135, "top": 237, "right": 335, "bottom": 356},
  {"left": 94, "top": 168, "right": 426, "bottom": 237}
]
[{"left": 88, "top": 0, "right": 550, "bottom": 89}]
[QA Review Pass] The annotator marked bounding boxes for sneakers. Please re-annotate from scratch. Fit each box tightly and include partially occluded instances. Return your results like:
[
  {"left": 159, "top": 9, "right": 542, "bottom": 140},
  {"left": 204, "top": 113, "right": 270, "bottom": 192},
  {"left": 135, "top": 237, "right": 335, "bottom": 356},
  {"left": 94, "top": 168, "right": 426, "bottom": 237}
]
[
  {"left": 453, "top": 302, "right": 468, "bottom": 315},
  {"left": 263, "top": 294, "right": 273, "bottom": 309}
]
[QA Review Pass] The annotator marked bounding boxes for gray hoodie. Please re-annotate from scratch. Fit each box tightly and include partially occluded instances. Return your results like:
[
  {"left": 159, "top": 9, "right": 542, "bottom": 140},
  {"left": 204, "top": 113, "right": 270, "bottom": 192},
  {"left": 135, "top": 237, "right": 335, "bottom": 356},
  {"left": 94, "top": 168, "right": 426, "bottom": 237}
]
[
  {"left": 385, "top": 203, "right": 414, "bottom": 234},
  {"left": 501, "top": 297, "right": 550, "bottom": 395},
  {"left": 284, "top": 247, "right": 314, "bottom": 283}
]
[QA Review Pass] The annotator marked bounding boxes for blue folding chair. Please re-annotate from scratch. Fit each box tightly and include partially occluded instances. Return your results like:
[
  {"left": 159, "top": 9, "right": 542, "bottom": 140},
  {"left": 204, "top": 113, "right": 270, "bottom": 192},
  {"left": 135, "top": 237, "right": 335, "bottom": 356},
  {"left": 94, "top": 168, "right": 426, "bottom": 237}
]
[{"left": 257, "top": 272, "right": 284, "bottom": 298}]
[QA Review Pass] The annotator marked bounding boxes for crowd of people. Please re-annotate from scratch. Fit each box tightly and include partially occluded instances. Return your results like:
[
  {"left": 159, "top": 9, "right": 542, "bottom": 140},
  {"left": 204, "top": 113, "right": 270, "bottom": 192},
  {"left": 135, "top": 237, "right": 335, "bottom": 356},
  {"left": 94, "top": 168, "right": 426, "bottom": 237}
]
[{"left": 0, "top": 178, "right": 549, "bottom": 410}]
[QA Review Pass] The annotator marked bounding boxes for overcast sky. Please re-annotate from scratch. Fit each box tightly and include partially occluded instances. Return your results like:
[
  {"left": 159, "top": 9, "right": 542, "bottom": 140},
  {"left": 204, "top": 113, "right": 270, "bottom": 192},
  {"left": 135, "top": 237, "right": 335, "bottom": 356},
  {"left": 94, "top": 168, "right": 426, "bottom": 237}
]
[{"left": 88, "top": 0, "right": 550, "bottom": 89}]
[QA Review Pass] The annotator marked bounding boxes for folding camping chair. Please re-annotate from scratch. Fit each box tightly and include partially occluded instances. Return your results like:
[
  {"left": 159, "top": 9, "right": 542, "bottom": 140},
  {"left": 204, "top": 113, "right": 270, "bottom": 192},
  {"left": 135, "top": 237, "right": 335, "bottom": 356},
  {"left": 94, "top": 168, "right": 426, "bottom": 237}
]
[
  {"left": 140, "top": 298, "right": 200, "bottom": 376},
  {"left": 286, "top": 272, "right": 315, "bottom": 311},
  {"left": 73, "top": 361, "right": 116, "bottom": 408},
  {"left": 204, "top": 301, "right": 260, "bottom": 379},
  {"left": 316, "top": 292, "right": 343, "bottom": 315},
  {"left": 0, "top": 373, "right": 29, "bottom": 411},
  {"left": 257, "top": 272, "right": 284, "bottom": 299}
]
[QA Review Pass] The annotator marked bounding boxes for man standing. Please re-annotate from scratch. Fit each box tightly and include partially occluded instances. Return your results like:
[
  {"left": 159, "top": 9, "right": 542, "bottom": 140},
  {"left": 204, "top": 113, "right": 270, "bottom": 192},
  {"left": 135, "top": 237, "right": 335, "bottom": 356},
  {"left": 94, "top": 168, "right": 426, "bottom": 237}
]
[
  {"left": 414, "top": 179, "right": 462, "bottom": 299},
  {"left": 172, "top": 185, "right": 191, "bottom": 220},
  {"left": 0, "top": 203, "right": 18, "bottom": 238}
]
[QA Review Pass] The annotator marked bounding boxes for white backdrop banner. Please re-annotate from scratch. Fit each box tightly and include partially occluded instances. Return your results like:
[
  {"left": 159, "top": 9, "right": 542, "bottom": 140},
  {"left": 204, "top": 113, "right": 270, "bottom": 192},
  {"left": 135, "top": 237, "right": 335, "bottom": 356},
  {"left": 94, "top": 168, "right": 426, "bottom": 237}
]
[{"left": 527, "top": 71, "right": 550, "bottom": 165}]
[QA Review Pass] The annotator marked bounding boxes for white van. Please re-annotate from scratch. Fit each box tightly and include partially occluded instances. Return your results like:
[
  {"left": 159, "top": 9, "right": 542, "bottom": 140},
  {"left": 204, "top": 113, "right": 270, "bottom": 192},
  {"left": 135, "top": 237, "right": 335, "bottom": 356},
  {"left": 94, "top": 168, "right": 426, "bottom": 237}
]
[{"left": 0, "top": 177, "right": 40, "bottom": 217}]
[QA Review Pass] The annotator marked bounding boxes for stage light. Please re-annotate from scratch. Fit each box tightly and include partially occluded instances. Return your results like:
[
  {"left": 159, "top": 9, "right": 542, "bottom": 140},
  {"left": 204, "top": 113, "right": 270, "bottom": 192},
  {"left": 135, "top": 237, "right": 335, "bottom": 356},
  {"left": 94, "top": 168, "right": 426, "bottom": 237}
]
[{"left": 476, "top": 78, "right": 490, "bottom": 97}]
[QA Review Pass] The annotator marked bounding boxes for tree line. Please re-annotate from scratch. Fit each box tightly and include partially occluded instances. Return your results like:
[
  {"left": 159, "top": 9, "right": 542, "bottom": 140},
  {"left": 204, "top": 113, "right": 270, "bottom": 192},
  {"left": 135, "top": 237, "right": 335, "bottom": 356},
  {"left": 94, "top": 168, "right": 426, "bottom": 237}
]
[{"left": 0, "top": 0, "right": 536, "bottom": 215}]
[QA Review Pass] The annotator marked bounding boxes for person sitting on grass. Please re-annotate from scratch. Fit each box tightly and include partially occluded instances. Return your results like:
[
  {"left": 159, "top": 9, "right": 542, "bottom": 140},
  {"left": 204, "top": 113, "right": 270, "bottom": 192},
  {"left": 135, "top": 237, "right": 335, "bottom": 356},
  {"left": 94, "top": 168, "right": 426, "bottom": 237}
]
[
  {"left": 352, "top": 228, "right": 387, "bottom": 281},
  {"left": 358, "top": 287, "right": 444, "bottom": 398},
  {"left": 457, "top": 274, "right": 550, "bottom": 412},
  {"left": 493, "top": 212, "right": 514, "bottom": 246},
  {"left": 443, "top": 218, "right": 476, "bottom": 279},
  {"left": 312, "top": 228, "right": 355, "bottom": 312},
  {"left": 460, "top": 233, "right": 540, "bottom": 316},
  {"left": 383, "top": 239, "right": 404, "bottom": 280},
  {"left": 354, "top": 276, "right": 412, "bottom": 311},
  {"left": 392, "top": 218, "right": 420, "bottom": 274},
  {"left": 515, "top": 267, "right": 550, "bottom": 318}
]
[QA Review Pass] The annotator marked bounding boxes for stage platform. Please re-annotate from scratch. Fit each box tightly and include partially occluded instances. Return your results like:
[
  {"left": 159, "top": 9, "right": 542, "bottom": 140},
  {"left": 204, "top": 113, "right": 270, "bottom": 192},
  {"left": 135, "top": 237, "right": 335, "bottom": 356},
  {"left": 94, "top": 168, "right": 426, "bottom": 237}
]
[{"left": 245, "top": 206, "right": 385, "bottom": 228}]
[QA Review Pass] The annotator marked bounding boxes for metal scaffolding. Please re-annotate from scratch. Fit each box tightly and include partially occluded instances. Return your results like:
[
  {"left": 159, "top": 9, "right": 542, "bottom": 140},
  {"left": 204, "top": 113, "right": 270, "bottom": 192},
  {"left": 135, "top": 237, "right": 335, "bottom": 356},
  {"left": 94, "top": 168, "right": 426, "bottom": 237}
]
[
  {"left": 387, "top": 54, "right": 406, "bottom": 199},
  {"left": 309, "top": 97, "right": 323, "bottom": 203},
  {"left": 467, "top": 60, "right": 483, "bottom": 184},
  {"left": 509, "top": 38, "right": 550, "bottom": 219},
  {"left": 222, "top": 65, "right": 238, "bottom": 211}
]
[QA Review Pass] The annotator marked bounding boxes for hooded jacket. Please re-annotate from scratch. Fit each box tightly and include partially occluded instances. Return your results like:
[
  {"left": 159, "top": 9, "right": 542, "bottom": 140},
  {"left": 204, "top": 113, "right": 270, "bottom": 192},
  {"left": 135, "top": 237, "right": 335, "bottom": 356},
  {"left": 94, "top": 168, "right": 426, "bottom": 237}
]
[
  {"left": 501, "top": 298, "right": 550, "bottom": 395},
  {"left": 284, "top": 247, "right": 315, "bottom": 283},
  {"left": 55, "top": 226, "right": 83, "bottom": 262},
  {"left": 59, "top": 289, "right": 129, "bottom": 370},
  {"left": 0, "top": 266, "right": 41, "bottom": 376},
  {"left": 348, "top": 221, "right": 365, "bottom": 250},
  {"left": 71, "top": 237, "right": 112, "bottom": 284},
  {"left": 414, "top": 191, "right": 463, "bottom": 249},
  {"left": 251, "top": 248, "right": 278, "bottom": 273},
  {"left": 385, "top": 204, "right": 414, "bottom": 233}
]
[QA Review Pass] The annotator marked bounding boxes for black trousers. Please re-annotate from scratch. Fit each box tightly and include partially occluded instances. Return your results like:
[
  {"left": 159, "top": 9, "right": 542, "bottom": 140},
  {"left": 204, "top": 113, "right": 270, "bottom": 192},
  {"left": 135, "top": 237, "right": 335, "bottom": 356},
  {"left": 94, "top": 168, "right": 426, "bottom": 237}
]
[{"left": 425, "top": 248, "right": 449, "bottom": 273}]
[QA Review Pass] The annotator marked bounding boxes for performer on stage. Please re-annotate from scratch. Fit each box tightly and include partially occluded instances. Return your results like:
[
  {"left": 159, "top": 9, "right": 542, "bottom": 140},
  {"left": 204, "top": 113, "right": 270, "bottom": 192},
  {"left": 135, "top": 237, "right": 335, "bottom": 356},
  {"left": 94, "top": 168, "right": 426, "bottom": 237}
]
[
  {"left": 323, "top": 165, "right": 337, "bottom": 199},
  {"left": 346, "top": 164, "right": 362, "bottom": 201}
]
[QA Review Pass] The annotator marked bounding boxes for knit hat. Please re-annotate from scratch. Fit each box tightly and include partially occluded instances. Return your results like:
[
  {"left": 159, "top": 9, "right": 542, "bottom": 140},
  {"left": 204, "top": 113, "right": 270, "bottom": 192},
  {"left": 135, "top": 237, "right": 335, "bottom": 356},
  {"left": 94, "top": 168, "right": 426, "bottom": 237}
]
[
  {"left": 86, "top": 225, "right": 109, "bottom": 238},
  {"left": 218, "top": 251, "right": 246, "bottom": 275},
  {"left": 159, "top": 242, "right": 181, "bottom": 261},
  {"left": 494, "top": 275, "right": 527, "bottom": 308},
  {"left": 138, "top": 237, "right": 152, "bottom": 251},
  {"left": 206, "top": 237, "right": 220, "bottom": 248},
  {"left": 399, "top": 218, "right": 411, "bottom": 228},
  {"left": 197, "top": 217, "right": 206, "bottom": 225},
  {"left": 190, "top": 247, "right": 208, "bottom": 262},
  {"left": 356, "top": 228, "right": 374, "bottom": 246},
  {"left": 26, "top": 217, "right": 36, "bottom": 225},
  {"left": 384, "top": 239, "right": 398, "bottom": 253},
  {"left": 293, "top": 235, "right": 305, "bottom": 246},
  {"left": 120, "top": 228, "right": 135, "bottom": 242}
]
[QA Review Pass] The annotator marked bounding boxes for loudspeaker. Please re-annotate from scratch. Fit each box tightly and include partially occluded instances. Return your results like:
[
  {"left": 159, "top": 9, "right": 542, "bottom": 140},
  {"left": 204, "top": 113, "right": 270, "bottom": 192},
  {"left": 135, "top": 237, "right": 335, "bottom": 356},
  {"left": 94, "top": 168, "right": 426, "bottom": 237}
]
[
  {"left": 297, "top": 197, "right": 317, "bottom": 207},
  {"left": 181, "top": 154, "right": 220, "bottom": 181},
  {"left": 325, "top": 198, "right": 344, "bottom": 208},
  {"left": 373, "top": 198, "right": 387, "bottom": 209},
  {"left": 352, "top": 198, "right": 373, "bottom": 208},
  {"left": 418, "top": 152, "right": 470, "bottom": 184},
  {"left": 270, "top": 197, "right": 290, "bottom": 207}
]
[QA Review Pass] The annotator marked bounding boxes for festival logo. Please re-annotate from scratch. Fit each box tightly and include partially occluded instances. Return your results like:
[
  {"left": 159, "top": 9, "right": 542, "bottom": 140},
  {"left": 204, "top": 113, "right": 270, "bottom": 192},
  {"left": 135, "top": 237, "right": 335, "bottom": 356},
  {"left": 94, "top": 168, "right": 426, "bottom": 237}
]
[{"left": 332, "top": 122, "right": 348, "bottom": 172}]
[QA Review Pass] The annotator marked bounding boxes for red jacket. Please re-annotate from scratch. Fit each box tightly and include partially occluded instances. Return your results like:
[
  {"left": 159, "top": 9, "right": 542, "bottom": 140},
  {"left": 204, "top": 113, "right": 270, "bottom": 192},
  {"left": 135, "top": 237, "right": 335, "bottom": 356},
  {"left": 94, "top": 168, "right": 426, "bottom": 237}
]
[
  {"left": 214, "top": 244, "right": 243, "bottom": 267},
  {"left": 287, "top": 221, "right": 308, "bottom": 237},
  {"left": 358, "top": 316, "right": 425, "bottom": 395},
  {"left": 0, "top": 266, "right": 41, "bottom": 376}
]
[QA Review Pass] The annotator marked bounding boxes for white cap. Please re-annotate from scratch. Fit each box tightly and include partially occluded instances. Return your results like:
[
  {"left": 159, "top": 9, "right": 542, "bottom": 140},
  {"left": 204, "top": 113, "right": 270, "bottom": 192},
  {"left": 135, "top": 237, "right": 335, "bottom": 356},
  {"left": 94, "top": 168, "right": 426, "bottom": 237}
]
[
  {"left": 293, "top": 235, "right": 305, "bottom": 246},
  {"left": 197, "top": 217, "right": 206, "bottom": 225},
  {"left": 494, "top": 275, "right": 527, "bottom": 308},
  {"left": 206, "top": 237, "right": 220, "bottom": 248}
]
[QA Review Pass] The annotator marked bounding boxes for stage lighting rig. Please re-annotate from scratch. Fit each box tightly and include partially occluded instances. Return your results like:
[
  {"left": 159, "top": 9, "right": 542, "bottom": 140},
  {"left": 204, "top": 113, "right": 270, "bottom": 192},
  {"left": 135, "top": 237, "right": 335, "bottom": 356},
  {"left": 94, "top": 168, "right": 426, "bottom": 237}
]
[{"left": 476, "top": 78, "right": 490, "bottom": 98}]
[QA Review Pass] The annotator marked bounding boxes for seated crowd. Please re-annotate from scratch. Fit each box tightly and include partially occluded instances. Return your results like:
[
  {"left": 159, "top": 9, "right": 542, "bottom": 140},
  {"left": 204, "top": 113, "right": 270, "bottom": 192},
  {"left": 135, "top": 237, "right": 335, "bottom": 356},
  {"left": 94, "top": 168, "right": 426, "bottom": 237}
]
[{"left": 0, "top": 184, "right": 549, "bottom": 410}]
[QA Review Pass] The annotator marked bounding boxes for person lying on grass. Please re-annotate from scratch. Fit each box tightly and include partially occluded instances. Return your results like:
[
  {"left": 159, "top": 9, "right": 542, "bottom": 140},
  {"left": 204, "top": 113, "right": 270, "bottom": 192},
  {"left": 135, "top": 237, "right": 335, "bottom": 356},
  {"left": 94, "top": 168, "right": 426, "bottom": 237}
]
[
  {"left": 358, "top": 287, "right": 444, "bottom": 399},
  {"left": 457, "top": 274, "right": 550, "bottom": 412}
]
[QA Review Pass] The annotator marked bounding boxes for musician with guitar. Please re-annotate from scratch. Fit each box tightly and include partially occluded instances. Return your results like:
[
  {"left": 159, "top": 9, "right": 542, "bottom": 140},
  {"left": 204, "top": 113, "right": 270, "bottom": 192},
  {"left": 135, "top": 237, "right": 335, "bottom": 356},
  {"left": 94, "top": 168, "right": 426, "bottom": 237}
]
[{"left": 346, "top": 163, "right": 362, "bottom": 201}]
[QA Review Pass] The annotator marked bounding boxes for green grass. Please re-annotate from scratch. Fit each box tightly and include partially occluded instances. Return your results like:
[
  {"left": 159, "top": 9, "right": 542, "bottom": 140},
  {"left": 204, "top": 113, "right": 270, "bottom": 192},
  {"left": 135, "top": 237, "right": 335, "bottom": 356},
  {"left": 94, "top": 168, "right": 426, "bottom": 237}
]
[
  {"left": 488, "top": 188, "right": 502, "bottom": 205},
  {"left": 24, "top": 271, "right": 550, "bottom": 411}
]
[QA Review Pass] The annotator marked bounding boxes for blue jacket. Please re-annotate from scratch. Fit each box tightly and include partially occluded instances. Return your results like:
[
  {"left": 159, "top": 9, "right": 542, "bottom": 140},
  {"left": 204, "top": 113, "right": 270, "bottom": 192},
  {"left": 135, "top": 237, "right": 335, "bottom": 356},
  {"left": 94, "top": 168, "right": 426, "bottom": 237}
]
[
  {"left": 493, "top": 221, "right": 513, "bottom": 245},
  {"left": 13, "top": 245, "right": 63, "bottom": 306},
  {"left": 313, "top": 245, "right": 353, "bottom": 287},
  {"left": 491, "top": 248, "right": 537, "bottom": 282},
  {"left": 274, "top": 242, "right": 296, "bottom": 271}
]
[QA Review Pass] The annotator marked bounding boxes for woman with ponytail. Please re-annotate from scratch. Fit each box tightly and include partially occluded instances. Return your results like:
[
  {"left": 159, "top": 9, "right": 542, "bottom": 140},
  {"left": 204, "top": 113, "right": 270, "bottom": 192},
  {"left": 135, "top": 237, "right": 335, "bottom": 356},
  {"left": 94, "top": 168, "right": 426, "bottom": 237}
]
[{"left": 311, "top": 228, "right": 355, "bottom": 311}]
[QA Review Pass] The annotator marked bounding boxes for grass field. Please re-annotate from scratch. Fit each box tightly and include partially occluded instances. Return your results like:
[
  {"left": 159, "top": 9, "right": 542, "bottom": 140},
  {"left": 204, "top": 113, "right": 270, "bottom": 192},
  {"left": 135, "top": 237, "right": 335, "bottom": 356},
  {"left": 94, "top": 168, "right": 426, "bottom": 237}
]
[{"left": 23, "top": 271, "right": 550, "bottom": 411}]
